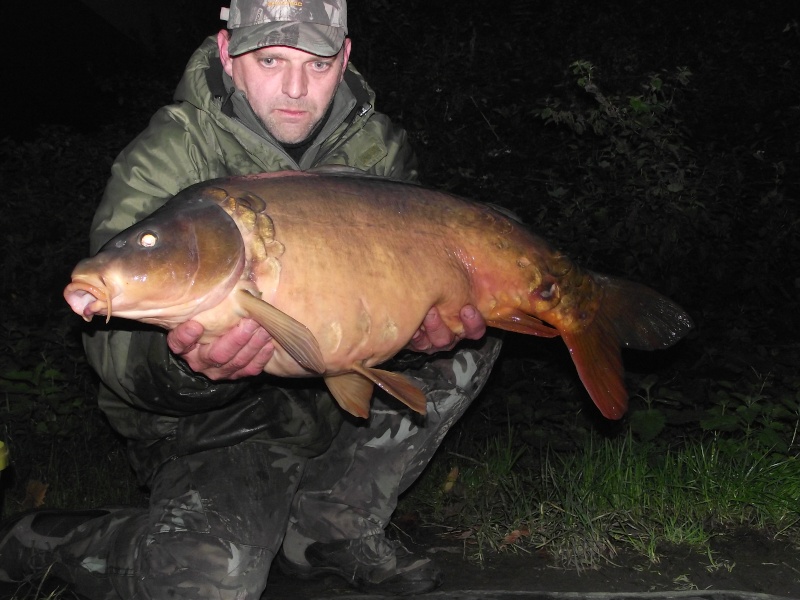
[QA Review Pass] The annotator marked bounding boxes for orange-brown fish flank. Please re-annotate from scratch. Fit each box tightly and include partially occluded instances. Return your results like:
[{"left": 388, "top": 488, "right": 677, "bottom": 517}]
[{"left": 64, "top": 169, "right": 693, "bottom": 421}]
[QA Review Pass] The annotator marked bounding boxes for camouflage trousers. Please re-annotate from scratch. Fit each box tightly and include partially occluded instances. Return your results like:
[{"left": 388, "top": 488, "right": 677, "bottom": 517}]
[{"left": 47, "top": 336, "right": 502, "bottom": 599}]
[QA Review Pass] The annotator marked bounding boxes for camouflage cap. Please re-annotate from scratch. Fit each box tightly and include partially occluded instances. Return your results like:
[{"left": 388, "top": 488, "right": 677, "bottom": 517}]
[{"left": 221, "top": 0, "right": 347, "bottom": 57}]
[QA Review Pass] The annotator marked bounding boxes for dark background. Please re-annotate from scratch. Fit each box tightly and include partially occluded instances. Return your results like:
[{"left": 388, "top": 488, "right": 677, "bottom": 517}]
[
  {"left": 1, "top": 2, "right": 798, "bottom": 595},
  {"left": 4, "top": 0, "right": 798, "bottom": 461},
  {"left": 7, "top": 0, "right": 219, "bottom": 139},
  {"left": 4, "top": 0, "right": 799, "bottom": 471}
]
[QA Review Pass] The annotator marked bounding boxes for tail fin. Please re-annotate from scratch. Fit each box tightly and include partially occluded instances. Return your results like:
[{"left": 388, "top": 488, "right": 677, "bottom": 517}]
[
  {"left": 595, "top": 275, "right": 694, "bottom": 351},
  {"left": 561, "top": 274, "right": 693, "bottom": 420}
]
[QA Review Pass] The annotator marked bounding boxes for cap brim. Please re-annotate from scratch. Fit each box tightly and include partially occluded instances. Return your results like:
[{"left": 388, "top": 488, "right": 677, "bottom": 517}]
[{"left": 228, "top": 22, "right": 345, "bottom": 57}]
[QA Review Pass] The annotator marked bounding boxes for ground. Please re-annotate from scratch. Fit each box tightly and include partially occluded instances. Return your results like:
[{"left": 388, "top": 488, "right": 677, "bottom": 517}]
[
  {"left": 263, "top": 528, "right": 800, "bottom": 598},
  {"left": 3, "top": 527, "right": 797, "bottom": 599}
]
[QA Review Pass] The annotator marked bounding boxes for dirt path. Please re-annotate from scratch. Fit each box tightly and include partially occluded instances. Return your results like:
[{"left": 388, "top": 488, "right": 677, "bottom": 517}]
[{"left": 264, "top": 530, "right": 800, "bottom": 598}]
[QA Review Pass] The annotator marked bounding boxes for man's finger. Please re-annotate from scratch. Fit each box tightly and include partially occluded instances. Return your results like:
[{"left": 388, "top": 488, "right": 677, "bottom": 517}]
[
  {"left": 422, "top": 308, "right": 456, "bottom": 349},
  {"left": 167, "top": 320, "right": 205, "bottom": 354},
  {"left": 203, "top": 319, "right": 262, "bottom": 366},
  {"left": 228, "top": 329, "right": 275, "bottom": 378},
  {"left": 460, "top": 305, "right": 486, "bottom": 340}
]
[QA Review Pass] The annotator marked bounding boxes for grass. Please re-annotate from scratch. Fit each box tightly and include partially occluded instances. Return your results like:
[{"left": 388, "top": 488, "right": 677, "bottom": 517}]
[
  {"left": 5, "top": 426, "right": 797, "bottom": 598},
  {"left": 399, "top": 429, "right": 800, "bottom": 570},
  {"left": 4, "top": 568, "right": 82, "bottom": 600},
  {"left": 1, "top": 422, "right": 142, "bottom": 520}
]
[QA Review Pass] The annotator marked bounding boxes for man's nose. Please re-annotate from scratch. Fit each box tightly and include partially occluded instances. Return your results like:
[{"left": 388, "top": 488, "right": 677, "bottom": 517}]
[{"left": 282, "top": 66, "right": 307, "bottom": 99}]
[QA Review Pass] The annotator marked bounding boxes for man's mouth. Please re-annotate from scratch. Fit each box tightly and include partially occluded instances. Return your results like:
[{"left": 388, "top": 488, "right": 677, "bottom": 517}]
[{"left": 276, "top": 108, "right": 307, "bottom": 118}]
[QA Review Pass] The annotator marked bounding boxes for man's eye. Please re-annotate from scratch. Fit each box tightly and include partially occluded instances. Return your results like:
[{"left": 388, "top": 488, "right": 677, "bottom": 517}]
[
  {"left": 261, "top": 58, "right": 276, "bottom": 66},
  {"left": 313, "top": 61, "right": 330, "bottom": 71}
]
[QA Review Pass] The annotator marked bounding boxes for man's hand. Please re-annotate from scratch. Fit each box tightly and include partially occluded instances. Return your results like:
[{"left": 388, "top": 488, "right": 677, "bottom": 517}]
[
  {"left": 406, "top": 305, "right": 486, "bottom": 353},
  {"left": 167, "top": 319, "right": 275, "bottom": 380},
  {"left": 167, "top": 305, "right": 484, "bottom": 377}
]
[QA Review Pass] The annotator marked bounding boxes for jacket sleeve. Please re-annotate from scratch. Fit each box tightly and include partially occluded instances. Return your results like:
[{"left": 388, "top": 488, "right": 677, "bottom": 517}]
[
  {"left": 90, "top": 107, "right": 215, "bottom": 253},
  {"left": 84, "top": 326, "right": 249, "bottom": 416},
  {"left": 83, "top": 107, "right": 250, "bottom": 415}
]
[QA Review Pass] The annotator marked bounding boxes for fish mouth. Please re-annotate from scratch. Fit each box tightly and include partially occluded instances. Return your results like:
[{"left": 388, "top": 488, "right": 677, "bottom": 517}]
[{"left": 63, "top": 278, "right": 112, "bottom": 323}]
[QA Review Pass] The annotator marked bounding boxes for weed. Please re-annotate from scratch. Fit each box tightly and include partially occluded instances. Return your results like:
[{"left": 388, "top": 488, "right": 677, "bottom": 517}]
[
  {"left": 701, "top": 369, "right": 800, "bottom": 458},
  {"left": 402, "top": 430, "right": 800, "bottom": 568}
]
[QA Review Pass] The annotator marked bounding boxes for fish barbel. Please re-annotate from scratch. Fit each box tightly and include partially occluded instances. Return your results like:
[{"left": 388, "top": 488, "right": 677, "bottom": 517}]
[{"left": 64, "top": 170, "right": 693, "bottom": 419}]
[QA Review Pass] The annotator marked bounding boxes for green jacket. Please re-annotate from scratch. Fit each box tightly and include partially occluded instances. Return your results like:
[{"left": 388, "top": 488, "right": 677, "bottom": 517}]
[{"left": 83, "top": 37, "right": 419, "bottom": 482}]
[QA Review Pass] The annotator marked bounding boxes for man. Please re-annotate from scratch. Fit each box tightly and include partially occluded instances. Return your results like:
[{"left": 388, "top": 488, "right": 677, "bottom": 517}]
[{"left": 0, "top": 1, "right": 502, "bottom": 598}]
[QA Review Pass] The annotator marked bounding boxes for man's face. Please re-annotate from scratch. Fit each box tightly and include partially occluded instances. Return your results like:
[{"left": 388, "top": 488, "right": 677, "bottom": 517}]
[{"left": 219, "top": 31, "right": 352, "bottom": 145}]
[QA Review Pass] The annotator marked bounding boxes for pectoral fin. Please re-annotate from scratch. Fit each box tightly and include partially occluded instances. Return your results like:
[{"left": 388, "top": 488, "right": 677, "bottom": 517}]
[
  {"left": 324, "top": 373, "right": 375, "bottom": 419},
  {"left": 237, "top": 289, "right": 326, "bottom": 374},
  {"left": 486, "top": 307, "right": 560, "bottom": 337},
  {"left": 351, "top": 363, "right": 427, "bottom": 415}
]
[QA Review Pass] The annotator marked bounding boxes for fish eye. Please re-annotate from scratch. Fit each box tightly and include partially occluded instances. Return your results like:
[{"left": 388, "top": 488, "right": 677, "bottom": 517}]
[{"left": 139, "top": 232, "right": 158, "bottom": 248}]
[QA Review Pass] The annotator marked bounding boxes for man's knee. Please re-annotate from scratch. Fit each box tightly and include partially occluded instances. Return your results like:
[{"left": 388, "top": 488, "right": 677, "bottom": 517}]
[{"left": 129, "top": 533, "right": 271, "bottom": 600}]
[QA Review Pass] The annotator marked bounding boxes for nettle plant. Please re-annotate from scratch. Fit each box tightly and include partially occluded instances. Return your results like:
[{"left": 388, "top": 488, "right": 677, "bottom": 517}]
[
  {"left": 537, "top": 60, "right": 694, "bottom": 202},
  {"left": 626, "top": 366, "right": 800, "bottom": 460},
  {"left": 533, "top": 60, "right": 703, "bottom": 289},
  {"left": 701, "top": 370, "right": 800, "bottom": 458}
]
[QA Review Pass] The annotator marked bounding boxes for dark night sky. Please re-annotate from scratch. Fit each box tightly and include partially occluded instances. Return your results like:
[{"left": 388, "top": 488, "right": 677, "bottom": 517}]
[
  {"left": 9, "top": 0, "right": 222, "bottom": 137},
  {"left": 9, "top": 0, "right": 798, "bottom": 152}
]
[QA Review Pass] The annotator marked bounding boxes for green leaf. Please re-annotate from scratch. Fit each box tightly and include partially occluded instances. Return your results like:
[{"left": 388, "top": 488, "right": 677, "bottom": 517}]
[
  {"left": 735, "top": 404, "right": 762, "bottom": 425},
  {"left": 629, "top": 96, "right": 650, "bottom": 113},
  {"left": 756, "top": 429, "right": 788, "bottom": 453},
  {"left": 0, "top": 370, "right": 36, "bottom": 384},
  {"left": 700, "top": 414, "right": 740, "bottom": 431},
  {"left": 629, "top": 409, "right": 666, "bottom": 442},
  {"left": 638, "top": 374, "right": 660, "bottom": 394}
]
